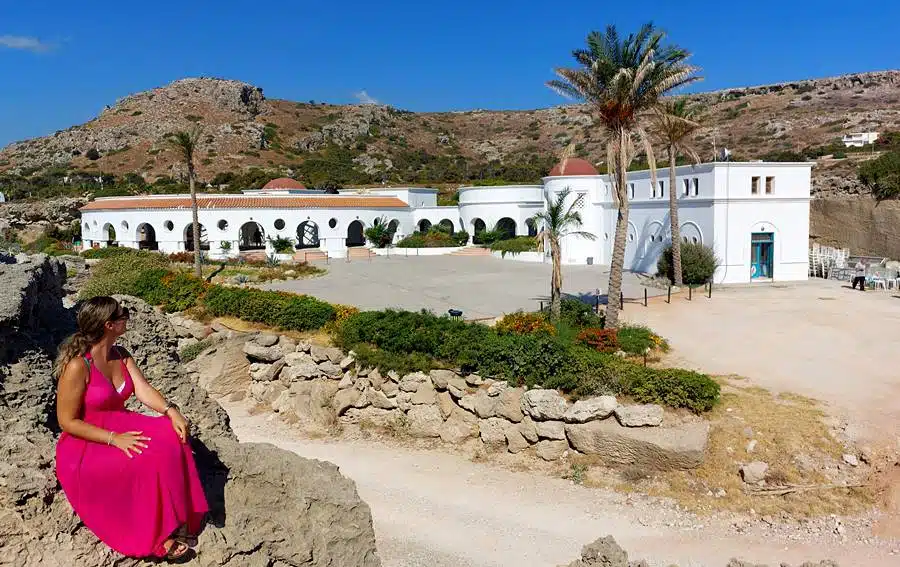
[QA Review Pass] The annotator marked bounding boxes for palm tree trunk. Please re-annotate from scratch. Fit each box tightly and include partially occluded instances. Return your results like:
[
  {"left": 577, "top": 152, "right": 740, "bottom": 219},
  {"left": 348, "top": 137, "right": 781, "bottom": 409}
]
[
  {"left": 668, "top": 145, "right": 683, "bottom": 286},
  {"left": 550, "top": 239, "right": 561, "bottom": 320},
  {"left": 605, "top": 128, "right": 629, "bottom": 328},
  {"left": 189, "top": 168, "right": 202, "bottom": 278}
]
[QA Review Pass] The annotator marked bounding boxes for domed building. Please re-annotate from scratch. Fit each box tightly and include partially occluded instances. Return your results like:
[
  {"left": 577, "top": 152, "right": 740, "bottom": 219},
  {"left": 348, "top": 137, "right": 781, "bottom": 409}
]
[{"left": 81, "top": 159, "right": 812, "bottom": 284}]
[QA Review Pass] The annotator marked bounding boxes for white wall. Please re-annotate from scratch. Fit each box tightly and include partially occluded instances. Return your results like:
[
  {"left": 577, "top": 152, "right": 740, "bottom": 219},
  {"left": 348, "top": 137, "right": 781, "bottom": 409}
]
[{"left": 458, "top": 185, "right": 543, "bottom": 240}]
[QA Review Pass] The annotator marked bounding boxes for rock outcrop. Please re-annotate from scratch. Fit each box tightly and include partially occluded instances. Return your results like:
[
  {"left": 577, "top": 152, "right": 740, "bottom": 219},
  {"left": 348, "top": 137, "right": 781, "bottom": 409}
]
[
  {"left": 559, "top": 535, "right": 838, "bottom": 567},
  {"left": 0, "top": 255, "right": 381, "bottom": 566}
]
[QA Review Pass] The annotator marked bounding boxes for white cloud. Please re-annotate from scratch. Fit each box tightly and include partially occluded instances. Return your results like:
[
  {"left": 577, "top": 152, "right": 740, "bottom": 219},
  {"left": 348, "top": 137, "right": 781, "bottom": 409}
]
[
  {"left": 0, "top": 35, "right": 52, "bottom": 53},
  {"left": 354, "top": 90, "right": 379, "bottom": 105}
]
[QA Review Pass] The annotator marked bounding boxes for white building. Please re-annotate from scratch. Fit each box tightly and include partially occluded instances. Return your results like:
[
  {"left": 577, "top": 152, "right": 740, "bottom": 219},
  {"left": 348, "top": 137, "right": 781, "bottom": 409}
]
[
  {"left": 80, "top": 161, "right": 812, "bottom": 284},
  {"left": 841, "top": 132, "right": 879, "bottom": 147}
]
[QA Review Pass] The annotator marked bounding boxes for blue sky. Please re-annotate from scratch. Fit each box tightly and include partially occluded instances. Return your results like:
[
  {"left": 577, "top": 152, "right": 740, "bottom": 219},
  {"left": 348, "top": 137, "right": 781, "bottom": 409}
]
[{"left": 1, "top": 0, "right": 897, "bottom": 147}]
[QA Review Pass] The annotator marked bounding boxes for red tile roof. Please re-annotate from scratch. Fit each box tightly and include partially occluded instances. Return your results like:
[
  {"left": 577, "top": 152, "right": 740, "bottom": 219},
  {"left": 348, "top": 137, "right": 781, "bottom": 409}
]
[
  {"left": 80, "top": 195, "right": 409, "bottom": 211},
  {"left": 548, "top": 158, "right": 600, "bottom": 176}
]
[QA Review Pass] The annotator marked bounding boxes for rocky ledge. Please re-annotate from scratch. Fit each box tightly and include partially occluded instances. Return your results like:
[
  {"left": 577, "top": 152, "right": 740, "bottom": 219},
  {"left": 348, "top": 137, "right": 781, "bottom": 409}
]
[
  {"left": 0, "top": 255, "right": 381, "bottom": 566},
  {"left": 190, "top": 330, "right": 710, "bottom": 471}
]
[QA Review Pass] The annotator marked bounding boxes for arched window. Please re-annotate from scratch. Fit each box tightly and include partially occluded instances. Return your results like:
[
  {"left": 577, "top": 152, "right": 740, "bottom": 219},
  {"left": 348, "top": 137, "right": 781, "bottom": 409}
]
[
  {"left": 296, "top": 221, "right": 320, "bottom": 249},
  {"left": 438, "top": 219, "right": 454, "bottom": 234},
  {"left": 184, "top": 223, "right": 210, "bottom": 251},
  {"left": 136, "top": 223, "right": 158, "bottom": 251},
  {"left": 417, "top": 219, "right": 432, "bottom": 233},
  {"left": 238, "top": 222, "right": 265, "bottom": 251},
  {"left": 218, "top": 219, "right": 228, "bottom": 231},
  {"left": 102, "top": 223, "right": 117, "bottom": 245},
  {"left": 496, "top": 218, "right": 516, "bottom": 239}
]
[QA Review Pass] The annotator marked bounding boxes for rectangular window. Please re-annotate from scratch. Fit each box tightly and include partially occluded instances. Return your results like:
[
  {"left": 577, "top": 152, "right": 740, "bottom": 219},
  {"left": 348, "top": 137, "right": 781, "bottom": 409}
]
[
  {"left": 751, "top": 176, "right": 760, "bottom": 195},
  {"left": 628, "top": 183, "right": 635, "bottom": 200},
  {"left": 765, "top": 176, "right": 774, "bottom": 194},
  {"left": 682, "top": 179, "right": 690, "bottom": 196},
  {"left": 691, "top": 178, "right": 699, "bottom": 196},
  {"left": 658, "top": 180, "right": 665, "bottom": 198}
]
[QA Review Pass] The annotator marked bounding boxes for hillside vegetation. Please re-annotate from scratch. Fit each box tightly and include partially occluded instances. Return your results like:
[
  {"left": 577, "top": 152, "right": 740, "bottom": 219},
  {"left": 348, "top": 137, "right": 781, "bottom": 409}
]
[{"left": 2, "top": 72, "right": 900, "bottom": 201}]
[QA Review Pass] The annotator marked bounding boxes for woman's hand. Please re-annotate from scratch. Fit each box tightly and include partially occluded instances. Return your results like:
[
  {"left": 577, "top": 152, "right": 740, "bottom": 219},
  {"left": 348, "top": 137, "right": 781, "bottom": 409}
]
[
  {"left": 167, "top": 409, "right": 190, "bottom": 443},
  {"left": 112, "top": 431, "right": 151, "bottom": 458}
]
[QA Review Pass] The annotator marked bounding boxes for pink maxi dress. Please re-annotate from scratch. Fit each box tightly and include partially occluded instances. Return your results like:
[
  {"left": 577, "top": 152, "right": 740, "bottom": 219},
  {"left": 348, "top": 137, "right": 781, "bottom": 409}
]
[{"left": 55, "top": 352, "right": 209, "bottom": 557}]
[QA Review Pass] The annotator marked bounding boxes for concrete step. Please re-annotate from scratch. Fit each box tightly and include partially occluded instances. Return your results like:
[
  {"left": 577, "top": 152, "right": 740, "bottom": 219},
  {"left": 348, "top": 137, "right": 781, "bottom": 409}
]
[
  {"left": 451, "top": 247, "right": 492, "bottom": 256},
  {"left": 295, "top": 249, "right": 328, "bottom": 262}
]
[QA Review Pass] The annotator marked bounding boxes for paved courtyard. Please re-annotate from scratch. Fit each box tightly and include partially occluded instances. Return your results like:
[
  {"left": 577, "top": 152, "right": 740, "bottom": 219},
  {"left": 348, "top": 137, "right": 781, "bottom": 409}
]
[
  {"left": 265, "top": 255, "right": 658, "bottom": 320},
  {"left": 626, "top": 279, "right": 900, "bottom": 444}
]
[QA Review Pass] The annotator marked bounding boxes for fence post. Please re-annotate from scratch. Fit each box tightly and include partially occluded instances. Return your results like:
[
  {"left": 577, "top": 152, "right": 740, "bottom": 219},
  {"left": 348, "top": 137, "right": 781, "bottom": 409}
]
[
  {"left": 688, "top": 285, "right": 692, "bottom": 301},
  {"left": 644, "top": 288, "right": 648, "bottom": 307},
  {"left": 540, "top": 300, "right": 544, "bottom": 313},
  {"left": 708, "top": 281, "right": 712, "bottom": 298},
  {"left": 667, "top": 285, "right": 671, "bottom": 304},
  {"left": 620, "top": 291, "right": 624, "bottom": 310},
  {"left": 595, "top": 294, "right": 600, "bottom": 313}
]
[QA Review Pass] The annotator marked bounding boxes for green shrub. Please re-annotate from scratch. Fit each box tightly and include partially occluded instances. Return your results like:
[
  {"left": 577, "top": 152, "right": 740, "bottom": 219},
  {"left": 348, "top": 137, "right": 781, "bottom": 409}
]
[
  {"left": 495, "top": 311, "right": 555, "bottom": 336},
  {"left": 576, "top": 328, "right": 619, "bottom": 353},
  {"left": 625, "top": 368, "right": 720, "bottom": 413},
  {"left": 79, "top": 251, "right": 171, "bottom": 299},
  {"left": 179, "top": 338, "right": 213, "bottom": 362},
  {"left": 489, "top": 236, "right": 537, "bottom": 257},
  {"left": 364, "top": 218, "right": 396, "bottom": 248},
  {"left": 617, "top": 325, "right": 668, "bottom": 355},
  {"left": 858, "top": 150, "right": 900, "bottom": 200},
  {"left": 350, "top": 343, "right": 437, "bottom": 375},
  {"left": 159, "top": 272, "right": 207, "bottom": 312},
  {"left": 203, "top": 286, "right": 336, "bottom": 331},
  {"left": 473, "top": 229, "right": 504, "bottom": 245},
  {"left": 268, "top": 236, "right": 295, "bottom": 254},
  {"left": 81, "top": 247, "right": 145, "bottom": 260},
  {"left": 396, "top": 228, "right": 464, "bottom": 248},
  {"left": 548, "top": 298, "right": 605, "bottom": 329},
  {"left": 657, "top": 242, "right": 719, "bottom": 285}
]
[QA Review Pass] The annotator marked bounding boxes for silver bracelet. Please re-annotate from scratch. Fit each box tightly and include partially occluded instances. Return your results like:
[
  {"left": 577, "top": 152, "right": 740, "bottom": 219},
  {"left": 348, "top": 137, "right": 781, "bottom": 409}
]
[{"left": 106, "top": 431, "right": 114, "bottom": 446}]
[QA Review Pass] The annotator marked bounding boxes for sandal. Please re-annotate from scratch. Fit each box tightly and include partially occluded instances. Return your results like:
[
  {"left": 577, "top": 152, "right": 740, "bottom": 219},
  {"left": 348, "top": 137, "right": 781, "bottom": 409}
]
[{"left": 163, "top": 539, "right": 190, "bottom": 561}]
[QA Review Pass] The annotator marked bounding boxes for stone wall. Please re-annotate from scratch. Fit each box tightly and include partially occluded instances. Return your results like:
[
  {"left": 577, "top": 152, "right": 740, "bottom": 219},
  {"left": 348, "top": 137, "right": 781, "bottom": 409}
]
[
  {"left": 0, "top": 255, "right": 381, "bottom": 566},
  {"left": 228, "top": 332, "right": 710, "bottom": 471}
]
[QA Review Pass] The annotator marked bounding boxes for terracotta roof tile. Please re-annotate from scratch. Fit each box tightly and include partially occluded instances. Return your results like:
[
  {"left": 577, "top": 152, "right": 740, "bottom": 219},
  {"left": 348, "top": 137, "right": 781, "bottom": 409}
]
[{"left": 80, "top": 195, "right": 409, "bottom": 211}]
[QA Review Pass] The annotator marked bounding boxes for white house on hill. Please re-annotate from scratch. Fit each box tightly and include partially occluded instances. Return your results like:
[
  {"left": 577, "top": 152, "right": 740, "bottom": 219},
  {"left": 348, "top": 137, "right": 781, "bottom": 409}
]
[{"left": 80, "top": 161, "right": 812, "bottom": 284}]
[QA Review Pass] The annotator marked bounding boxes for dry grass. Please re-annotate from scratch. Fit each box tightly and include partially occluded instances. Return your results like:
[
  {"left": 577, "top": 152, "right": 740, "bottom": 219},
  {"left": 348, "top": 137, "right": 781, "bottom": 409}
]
[
  {"left": 649, "top": 378, "right": 874, "bottom": 516},
  {"left": 212, "top": 316, "right": 332, "bottom": 345}
]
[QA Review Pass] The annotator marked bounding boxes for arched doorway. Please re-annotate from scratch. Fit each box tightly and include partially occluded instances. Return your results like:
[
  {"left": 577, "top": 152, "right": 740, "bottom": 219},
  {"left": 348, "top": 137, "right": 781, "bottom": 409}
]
[
  {"left": 472, "top": 218, "right": 486, "bottom": 244},
  {"left": 526, "top": 218, "right": 537, "bottom": 237},
  {"left": 136, "top": 223, "right": 158, "bottom": 251},
  {"left": 346, "top": 220, "right": 365, "bottom": 247},
  {"left": 296, "top": 221, "right": 320, "bottom": 249},
  {"left": 496, "top": 217, "right": 516, "bottom": 239},
  {"left": 417, "top": 219, "right": 432, "bottom": 233},
  {"left": 184, "top": 223, "right": 210, "bottom": 251},
  {"left": 387, "top": 219, "right": 400, "bottom": 244},
  {"left": 438, "top": 219, "right": 454, "bottom": 234},
  {"left": 239, "top": 222, "right": 265, "bottom": 251},
  {"left": 102, "top": 223, "right": 117, "bottom": 247}
]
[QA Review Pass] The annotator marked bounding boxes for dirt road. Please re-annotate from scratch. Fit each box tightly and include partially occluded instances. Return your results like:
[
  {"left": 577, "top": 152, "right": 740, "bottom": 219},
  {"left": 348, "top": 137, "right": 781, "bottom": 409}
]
[{"left": 228, "top": 406, "right": 897, "bottom": 567}]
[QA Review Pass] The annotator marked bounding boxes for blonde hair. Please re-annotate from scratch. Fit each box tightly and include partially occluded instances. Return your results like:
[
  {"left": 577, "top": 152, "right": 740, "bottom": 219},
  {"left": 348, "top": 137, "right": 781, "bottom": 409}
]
[{"left": 54, "top": 296, "right": 122, "bottom": 377}]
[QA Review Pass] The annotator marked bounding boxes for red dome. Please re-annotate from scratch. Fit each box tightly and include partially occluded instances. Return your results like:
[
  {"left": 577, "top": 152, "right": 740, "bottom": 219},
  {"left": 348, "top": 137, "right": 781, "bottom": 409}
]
[
  {"left": 548, "top": 158, "right": 600, "bottom": 177},
  {"left": 262, "top": 177, "right": 306, "bottom": 190}
]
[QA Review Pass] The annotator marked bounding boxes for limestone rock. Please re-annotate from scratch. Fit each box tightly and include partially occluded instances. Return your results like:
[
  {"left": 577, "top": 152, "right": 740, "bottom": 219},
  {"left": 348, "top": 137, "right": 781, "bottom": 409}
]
[
  {"left": 479, "top": 417, "right": 510, "bottom": 446},
  {"left": 367, "top": 389, "right": 398, "bottom": 410},
  {"left": 255, "top": 332, "right": 279, "bottom": 347},
  {"left": 296, "top": 340, "right": 311, "bottom": 353},
  {"left": 250, "top": 359, "right": 285, "bottom": 382},
  {"left": 310, "top": 344, "right": 344, "bottom": 364},
  {"left": 447, "top": 377, "right": 469, "bottom": 399},
  {"left": 369, "top": 368, "right": 384, "bottom": 389},
  {"left": 250, "top": 381, "right": 286, "bottom": 405},
  {"left": 494, "top": 388, "right": 524, "bottom": 423},
  {"left": 473, "top": 391, "right": 497, "bottom": 418},
  {"left": 465, "top": 374, "right": 484, "bottom": 386},
  {"left": 186, "top": 336, "right": 250, "bottom": 397},
  {"left": 407, "top": 405, "right": 443, "bottom": 438},
  {"left": 535, "top": 420, "right": 566, "bottom": 440},
  {"left": 343, "top": 407, "right": 403, "bottom": 428},
  {"left": 338, "top": 373, "right": 354, "bottom": 389},
  {"left": 340, "top": 355, "right": 356, "bottom": 371},
  {"left": 741, "top": 461, "right": 769, "bottom": 483},
  {"left": 437, "top": 391, "right": 455, "bottom": 420},
  {"left": 399, "top": 371, "right": 429, "bottom": 392},
  {"left": 281, "top": 360, "right": 321, "bottom": 382},
  {"left": 381, "top": 380, "right": 399, "bottom": 398},
  {"left": 581, "top": 536, "right": 629, "bottom": 567},
  {"left": 271, "top": 390, "right": 294, "bottom": 414},
  {"left": 487, "top": 381, "right": 508, "bottom": 397},
  {"left": 387, "top": 370, "right": 400, "bottom": 383},
  {"left": 441, "top": 407, "right": 478, "bottom": 444},
  {"left": 506, "top": 427, "right": 531, "bottom": 454},
  {"left": 518, "top": 417, "right": 539, "bottom": 443},
  {"left": 411, "top": 381, "right": 437, "bottom": 405},
  {"left": 565, "top": 419, "right": 709, "bottom": 470},
  {"left": 429, "top": 369, "right": 456, "bottom": 390},
  {"left": 842, "top": 453, "right": 859, "bottom": 467},
  {"left": 564, "top": 396, "right": 617, "bottom": 423},
  {"left": 397, "top": 391, "right": 413, "bottom": 412},
  {"left": 522, "top": 389, "right": 569, "bottom": 421},
  {"left": 614, "top": 404, "right": 664, "bottom": 427},
  {"left": 178, "top": 336, "right": 199, "bottom": 351},
  {"left": 284, "top": 351, "right": 314, "bottom": 366},
  {"left": 318, "top": 360, "right": 342, "bottom": 377},
  {"left": 242, "top": 341, "right": 284, "bottom": 363},
  {"left": 333, "top": 388, "right": 362, "bottom": 416},
  {"left": 536, "top": 440, "right": 568, "bottom": 461}
]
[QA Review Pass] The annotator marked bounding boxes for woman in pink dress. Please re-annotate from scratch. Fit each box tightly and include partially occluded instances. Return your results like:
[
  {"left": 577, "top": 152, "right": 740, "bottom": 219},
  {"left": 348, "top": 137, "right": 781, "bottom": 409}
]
[{"left": 55, "top": 296, "right": 209, "bottom": 561}]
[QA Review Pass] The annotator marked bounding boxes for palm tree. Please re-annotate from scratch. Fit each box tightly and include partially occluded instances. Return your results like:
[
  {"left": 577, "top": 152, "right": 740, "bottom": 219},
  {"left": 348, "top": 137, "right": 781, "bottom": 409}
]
[
  {"left": 532, "top": 188, "right": 596, "bottom": 320},
  {"left": 168, "top": 128, "right": 203, "bottom": 278},
  {"left": 547, "top": 23, "right": 700, "bottom": 327},
  {"left": 654, "top": 98, "right": 702, "bottom": 286}
]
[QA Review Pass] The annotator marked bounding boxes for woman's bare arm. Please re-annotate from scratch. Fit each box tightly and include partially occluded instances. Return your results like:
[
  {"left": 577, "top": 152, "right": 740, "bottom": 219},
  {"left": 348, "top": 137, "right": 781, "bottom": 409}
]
[
  {"left": 123, "top": 350, "right": 171, "bottom": 414},
  {"left": 56, "top": 358, "right": 116, "bottom": 443}
]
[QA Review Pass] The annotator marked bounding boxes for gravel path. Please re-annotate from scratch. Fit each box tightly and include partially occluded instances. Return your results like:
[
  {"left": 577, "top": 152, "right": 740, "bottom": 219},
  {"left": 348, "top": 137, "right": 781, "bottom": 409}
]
[{"left": 226, "top": 405, "right": 898, "bottom": 567}]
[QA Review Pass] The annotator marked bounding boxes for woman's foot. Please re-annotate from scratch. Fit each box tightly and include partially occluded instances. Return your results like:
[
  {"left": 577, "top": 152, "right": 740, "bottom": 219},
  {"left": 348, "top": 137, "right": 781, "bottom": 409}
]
[{"left": 163, "top": 538, "right": 189, "bottom": 561}]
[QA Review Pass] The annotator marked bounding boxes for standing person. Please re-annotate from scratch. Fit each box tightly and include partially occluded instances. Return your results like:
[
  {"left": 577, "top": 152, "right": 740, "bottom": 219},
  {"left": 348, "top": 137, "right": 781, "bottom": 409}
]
[
  {"left": 851, "top": 260, "right": 867, "bottom": 291},
  {"left": 55, "top": 296, "right": 208, "bottom": 561}
]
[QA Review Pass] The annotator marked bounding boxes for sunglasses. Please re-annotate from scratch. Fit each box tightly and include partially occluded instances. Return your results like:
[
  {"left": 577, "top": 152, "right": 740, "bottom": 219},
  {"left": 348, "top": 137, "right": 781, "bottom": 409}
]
[{"left": 110, "top": 307, "right": 130, "bottom": 322}]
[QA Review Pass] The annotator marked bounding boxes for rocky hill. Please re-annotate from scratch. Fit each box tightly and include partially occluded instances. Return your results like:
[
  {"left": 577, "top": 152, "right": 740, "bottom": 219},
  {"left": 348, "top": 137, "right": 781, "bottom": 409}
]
[{"left": 2, "top": 72, "right": 899, "bottom": 198}]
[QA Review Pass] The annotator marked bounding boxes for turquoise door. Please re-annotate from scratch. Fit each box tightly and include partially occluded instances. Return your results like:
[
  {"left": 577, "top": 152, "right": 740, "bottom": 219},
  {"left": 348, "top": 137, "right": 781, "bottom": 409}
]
[{"left": 750, "top": 232, "right": 774, "bottom": 280}]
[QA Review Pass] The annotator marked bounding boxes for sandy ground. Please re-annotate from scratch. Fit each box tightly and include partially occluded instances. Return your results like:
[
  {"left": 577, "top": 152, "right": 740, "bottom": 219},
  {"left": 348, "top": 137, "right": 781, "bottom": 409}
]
[
  {"left": 227, "top": 404, "right": 899, "bottom": 567},
  {"left": 624, "top": 279, "right": 900, "bottom": 446}
]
